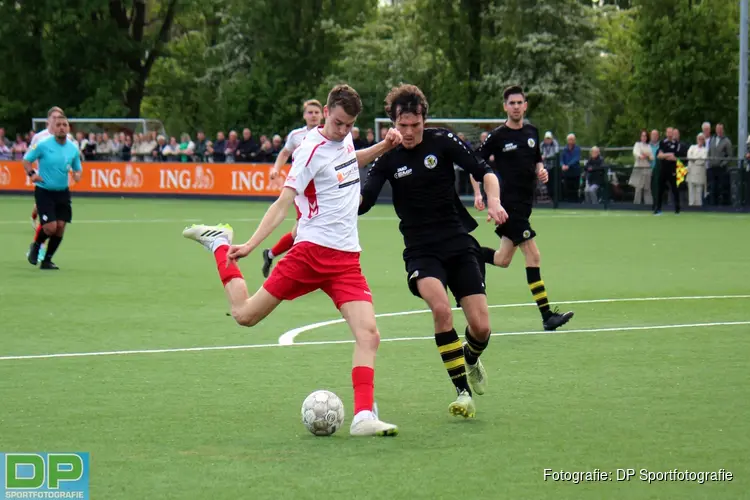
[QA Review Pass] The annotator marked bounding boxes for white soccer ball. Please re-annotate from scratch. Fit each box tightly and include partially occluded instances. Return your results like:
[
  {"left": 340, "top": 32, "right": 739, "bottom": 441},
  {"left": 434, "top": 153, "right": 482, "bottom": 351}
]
[{"left": 301, "top": 390, "right": 345, "bottom": 436}]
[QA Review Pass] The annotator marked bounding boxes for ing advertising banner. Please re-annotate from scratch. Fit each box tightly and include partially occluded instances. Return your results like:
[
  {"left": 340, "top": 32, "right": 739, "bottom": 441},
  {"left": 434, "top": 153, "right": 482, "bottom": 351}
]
[{"left": 0, "top": 161, "right": 289, "bottom": 198}]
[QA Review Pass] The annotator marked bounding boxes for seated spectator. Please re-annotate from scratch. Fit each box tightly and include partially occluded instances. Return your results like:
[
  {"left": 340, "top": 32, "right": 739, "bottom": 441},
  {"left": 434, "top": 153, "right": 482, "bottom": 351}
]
[
  {"left": 584, "top": 146, "right": 605, "bottom": 204},
  {"left": 213, "top": 131, "right": 227, "bottom": 163}
]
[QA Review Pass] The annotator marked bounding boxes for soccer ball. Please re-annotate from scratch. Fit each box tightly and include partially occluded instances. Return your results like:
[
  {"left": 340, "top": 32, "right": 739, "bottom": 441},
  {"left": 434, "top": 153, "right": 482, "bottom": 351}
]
[{"left": 301, "top": 390, "right": 345, "bottom": 436}]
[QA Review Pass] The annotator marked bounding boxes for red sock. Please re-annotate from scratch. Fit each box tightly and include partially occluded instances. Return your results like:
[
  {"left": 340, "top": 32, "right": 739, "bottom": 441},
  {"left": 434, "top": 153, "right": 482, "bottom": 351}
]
[
  {"left": 34, "top": 224, "right": 43, "bottom": 241},
  {"left": 352, "top": 366, "right": 374, "bottom": 415},
  {"left": 270, "top": 232, "right": 294, "bottom": 257},
  {"left": 213, "top": 245, "right": 244, "bottom": 286}
]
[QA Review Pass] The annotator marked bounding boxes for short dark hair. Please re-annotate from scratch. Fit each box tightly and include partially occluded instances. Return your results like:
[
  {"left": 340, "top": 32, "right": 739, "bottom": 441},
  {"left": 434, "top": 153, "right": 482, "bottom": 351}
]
[
  {"left": 503, "top": 85, "right": 525, "bottom": 102},
  {"left": 326, "top": 85, "right": 362, "bottom": 117},
  {"left": 385, "top": 84, "right": 429, "bottom": 121}
]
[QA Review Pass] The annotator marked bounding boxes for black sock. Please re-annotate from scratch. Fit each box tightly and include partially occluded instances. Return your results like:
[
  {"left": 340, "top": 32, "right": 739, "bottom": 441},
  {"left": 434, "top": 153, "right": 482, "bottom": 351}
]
[
  {"left": 44, "top": 235, "right": 63, "bottom": 262},
  {"left": 481, "top": 246, "right": 496, "bottom": 266},
  {"left": 526, "top": 267, "right": 551, "bottom": 318},
  {"left": 463, "top": 326, "right": 489, "bottom": 365},
  {"left": 35, "top": 230, "right": 50, "bottom": 246},
  {"left": 434, "top": 329, "right": 471, "bottom": 395}
]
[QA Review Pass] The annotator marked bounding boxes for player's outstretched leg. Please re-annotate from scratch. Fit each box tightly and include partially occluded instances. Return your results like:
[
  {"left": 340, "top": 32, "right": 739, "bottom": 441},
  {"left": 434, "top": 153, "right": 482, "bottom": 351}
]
[
  {"left": 459, "top": 294, "right": 492, "bottom": 396},
  {"left": 183, "top": 223, "right": 281, "bottom": 326},
  {"left": 339, "top": 301, "right": 398, "bottom": 437},
  {"left": 518, "top": 240, "right": 574, "bottom": 331},
  {"left": 417, "top": 278, "right": 475, "bottom": 418},
  {"left": 261, "top": 232, "right": 294, "bottom": 278}
]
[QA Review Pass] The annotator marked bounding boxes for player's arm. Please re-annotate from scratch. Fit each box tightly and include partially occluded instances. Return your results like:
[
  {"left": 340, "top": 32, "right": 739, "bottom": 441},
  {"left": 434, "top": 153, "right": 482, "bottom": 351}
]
[
  {"left": 532, "top": 130, "right": 549, "bottom": 183},
  {"left": 228, "top": 187, "right": 296, "bottom": 262},
  {"left": 71, "top": 149, "right": 83, "bottom": 182},
  {"left": 270, "top": 148, "right": 291, "bottom": 180},
  {"left": 444, "top": 132, "right": 506, "bottom": 224},
  {"left": 355, "top": 128, "right": 402, "bottom": 168},
  {"left": 359, "top": 156, "right": 389, "bottom": 215},
  {"left": 22, "top": 146, "right": 43, "bottom": 182}
]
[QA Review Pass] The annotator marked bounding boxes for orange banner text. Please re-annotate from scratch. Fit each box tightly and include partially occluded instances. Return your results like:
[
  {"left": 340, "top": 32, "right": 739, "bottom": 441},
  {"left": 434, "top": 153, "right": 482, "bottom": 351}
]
[{"left": 0, "top": 161, "right": 290, "bottom": 197}]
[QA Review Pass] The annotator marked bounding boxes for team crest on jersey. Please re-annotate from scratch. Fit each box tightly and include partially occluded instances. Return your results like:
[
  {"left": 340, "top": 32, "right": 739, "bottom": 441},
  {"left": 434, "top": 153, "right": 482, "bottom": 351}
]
[
  {"left": 528, "top": 138, "right": 536, "bottom": 148},
  {"left": 424, "top": 155, "right": 438, "bottom": 169},
  {"left": 523, "top": 230, "right": 531, "bottom": 239}
]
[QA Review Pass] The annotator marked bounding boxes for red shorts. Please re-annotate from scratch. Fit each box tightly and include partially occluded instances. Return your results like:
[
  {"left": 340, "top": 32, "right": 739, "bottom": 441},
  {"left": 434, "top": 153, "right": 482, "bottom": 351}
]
[{"left": 263, "top": 241, "right": 372, "bottom": 309}]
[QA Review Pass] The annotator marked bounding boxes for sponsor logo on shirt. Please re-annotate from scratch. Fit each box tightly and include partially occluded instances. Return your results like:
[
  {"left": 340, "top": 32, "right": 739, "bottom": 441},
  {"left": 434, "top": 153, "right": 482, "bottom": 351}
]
[
  {"left": 394, "top": 166, "right": 413, "bottom": 179},
  {"left": 503, "top": 143, "right": 518, "bottom": 152}
]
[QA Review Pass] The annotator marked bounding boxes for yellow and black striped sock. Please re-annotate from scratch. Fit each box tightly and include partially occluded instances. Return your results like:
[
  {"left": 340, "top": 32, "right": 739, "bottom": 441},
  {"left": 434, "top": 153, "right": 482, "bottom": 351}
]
[
  {"left": 527, "top": 267, "right": 551, "bottom": 319},
  {"left": 435, "top": 329, "right": 471, "bottom": 395},
  {"left": 463, "top": 326, "right": 489, "bottom": 365}
]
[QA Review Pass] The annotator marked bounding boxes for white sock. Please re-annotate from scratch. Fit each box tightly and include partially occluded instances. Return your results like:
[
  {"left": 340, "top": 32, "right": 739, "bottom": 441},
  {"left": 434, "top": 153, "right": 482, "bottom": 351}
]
[
  {"left": 210, "top": 237, "right": 229, "bottom": 253},
  {"left": 267, "top": 249, "right": 275, "bottom": 259},
  {"left": 351, "top": 410, "right": 375, "bottom": 425}
]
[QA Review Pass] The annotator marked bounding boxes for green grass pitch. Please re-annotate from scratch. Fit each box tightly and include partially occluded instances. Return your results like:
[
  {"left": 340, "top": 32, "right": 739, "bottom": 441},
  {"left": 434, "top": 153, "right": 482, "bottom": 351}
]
[{"left": 1, "top": 195, "right": 749, "bottom": 499}]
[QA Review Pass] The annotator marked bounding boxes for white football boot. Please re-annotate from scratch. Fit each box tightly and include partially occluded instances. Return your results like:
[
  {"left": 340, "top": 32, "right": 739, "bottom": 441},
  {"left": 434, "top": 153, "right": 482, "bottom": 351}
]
[
  {"left": 350, "top": 405, "right": 399, "bottom": 437},
  {"left": 182, "top": 223, "right": 234, "bottom": 251}
]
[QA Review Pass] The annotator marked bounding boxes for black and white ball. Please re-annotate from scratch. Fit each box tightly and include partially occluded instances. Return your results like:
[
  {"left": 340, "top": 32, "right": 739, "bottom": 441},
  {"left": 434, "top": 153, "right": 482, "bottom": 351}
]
[{"left": 301, "top": 390, "right": 345, "bottom": 436}]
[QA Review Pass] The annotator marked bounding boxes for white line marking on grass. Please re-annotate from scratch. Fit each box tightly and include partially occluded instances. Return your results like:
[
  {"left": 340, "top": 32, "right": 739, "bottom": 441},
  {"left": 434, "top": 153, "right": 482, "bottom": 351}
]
[
  {"left": 0, "top": 321, "right": 748, "bottom": 362},
  {"left": 0, "top": 212, "right": 656, "bottom": 225},
  {"left": 278, "top": 294, "right": 750, "bottom": 345}
]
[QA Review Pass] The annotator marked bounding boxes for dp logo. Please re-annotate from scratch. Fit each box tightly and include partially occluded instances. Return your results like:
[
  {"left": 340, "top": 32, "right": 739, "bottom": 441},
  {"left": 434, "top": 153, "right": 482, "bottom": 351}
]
[{"left": 2, "top": 453, "right": 89, "bottom": 498}]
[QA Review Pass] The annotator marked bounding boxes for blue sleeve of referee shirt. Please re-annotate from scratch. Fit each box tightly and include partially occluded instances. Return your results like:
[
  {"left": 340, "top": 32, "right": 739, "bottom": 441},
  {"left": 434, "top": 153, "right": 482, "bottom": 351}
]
[{"left": 23, "top": 143, "right": 41, "bottom": 163}]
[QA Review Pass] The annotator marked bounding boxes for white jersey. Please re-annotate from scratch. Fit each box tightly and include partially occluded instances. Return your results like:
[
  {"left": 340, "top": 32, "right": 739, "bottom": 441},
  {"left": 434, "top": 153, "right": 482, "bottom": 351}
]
[
  {"left": 30, "top": 130, "right": 79, "bottom": 150},
  {"left": 283, "top": 126, "right": 313, "bottom": 154},
  {"left": 284, "top": 126, "right": 361, "bottom": 252}
]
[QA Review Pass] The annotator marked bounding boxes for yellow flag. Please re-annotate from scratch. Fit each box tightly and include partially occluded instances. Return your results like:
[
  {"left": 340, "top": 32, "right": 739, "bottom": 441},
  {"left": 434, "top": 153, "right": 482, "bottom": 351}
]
[{"left": 676, "top": 159, "right": 687, "bottom": 186}]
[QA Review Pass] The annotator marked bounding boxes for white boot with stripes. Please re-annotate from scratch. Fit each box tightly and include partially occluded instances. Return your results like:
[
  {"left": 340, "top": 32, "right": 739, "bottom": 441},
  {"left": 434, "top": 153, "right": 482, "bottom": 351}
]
[{"left": 182, "top": 223, "right": 234, "bottom": 251}]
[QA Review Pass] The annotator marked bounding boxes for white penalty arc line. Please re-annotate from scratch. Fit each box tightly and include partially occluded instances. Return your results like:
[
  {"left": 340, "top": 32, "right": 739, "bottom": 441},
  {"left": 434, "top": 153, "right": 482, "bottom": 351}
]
[
  {"left": 1, "top": 295, "right": 748, "bottom": 362},
  {"left": 0, "top": 321, "right": 749, "bottom": 362},
  {"left": 277, "top": 294, "right": 750, "bottom": 345}
]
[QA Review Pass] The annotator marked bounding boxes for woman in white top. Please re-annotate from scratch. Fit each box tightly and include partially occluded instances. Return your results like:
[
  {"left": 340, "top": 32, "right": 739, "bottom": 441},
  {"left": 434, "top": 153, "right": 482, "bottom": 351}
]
[
  {"left": 686, "top": 133, "right": 708, "bottom": 206},
  {"left": 630, "top": 129, "right": 653, "bottom": 205}
]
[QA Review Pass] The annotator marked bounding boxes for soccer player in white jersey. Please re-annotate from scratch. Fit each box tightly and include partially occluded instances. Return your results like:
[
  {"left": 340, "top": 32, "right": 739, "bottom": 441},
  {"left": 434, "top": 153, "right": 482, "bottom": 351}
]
[
  {"left": 260, "top": 99, "right": 323, "bottom": 277},
  {"left": 183, "top": 84, "right": 403, "bottom": 437}
]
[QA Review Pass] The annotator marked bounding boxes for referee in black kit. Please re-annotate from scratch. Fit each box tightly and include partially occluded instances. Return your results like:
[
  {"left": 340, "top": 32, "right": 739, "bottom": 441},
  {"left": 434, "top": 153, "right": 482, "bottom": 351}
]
[
  {"left": 359, "top": 84, "right": 507, "bottom": 418},
  {"left": 471, "top": 85, "right": 574, "bottom": 331}
]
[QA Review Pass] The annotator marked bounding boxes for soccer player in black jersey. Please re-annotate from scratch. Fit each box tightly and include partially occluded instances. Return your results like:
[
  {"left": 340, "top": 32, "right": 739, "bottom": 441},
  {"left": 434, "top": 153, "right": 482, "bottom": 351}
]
[
  {"left": 359, "top": 84, "right": 508, "bottom": 418},
  {"left": 471, "top": 85, "right": 574, "bottom": 332}
]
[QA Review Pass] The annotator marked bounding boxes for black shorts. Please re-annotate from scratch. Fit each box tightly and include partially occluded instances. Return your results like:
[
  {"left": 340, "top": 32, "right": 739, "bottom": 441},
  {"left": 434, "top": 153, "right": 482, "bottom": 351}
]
[
  {"left": 405, "top": 234, "right": 486, "bottom": 303},
  {"left": 34, "top": 187, "right": 72, "bottom": 224},
  {"left": 495, "top": 210, "right": 535, "bottom": 246}
]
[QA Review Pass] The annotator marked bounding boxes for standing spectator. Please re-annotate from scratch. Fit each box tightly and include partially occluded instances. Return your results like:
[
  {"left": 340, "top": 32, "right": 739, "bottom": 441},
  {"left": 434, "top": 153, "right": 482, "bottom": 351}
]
[
  {"left": 235, "top": 128, "right": 258, "bottom": 163},
  {"left": 630, "top": 129, "right": 653, "bottom": 205},
  {"left": 379, "top": 126, "right": 389, "bottom": 142},
  {"left": 648, "top": 129, "right": 661, "bottom": 209},
  {"left": 12, "top": 134, "right": 28, "bottom": 160},
  {"left": 352, "top": 127, "right": 365, "bottom": 150},
  {"left": 655, "top": 127, "right": 680, "bottom": 214},
  {"left": 0, "top": 141, "right": 11, "bottom": 159},
  {"left": 139, "top": 132, "right": 157, "bottom": 161},
  {"left": 225, "top": 130, "right": 239, "bottom": 163},
  {"left": 96, "top": 132, "right": 115, "bottom": 160},
  {"left": 271, "top": 135, "right": 283, "bottom": 156},
  {"left": 82, "top": 133, "right": 98, "bottom": 161},
  {"left": 687, "top": 133, "right": 708, "bottom": 206},
  {"left": 256, "top": 139, "right": 274, "bottom": 162},
  {"left": 164, "top": 137, "right": 180, "bottom": 161},
  {"left": 707, "top": 122, "right": 732, "bottom": 205},
  {"left": 178, "top": 133, "right": 195, "bottom": 162},
  {"left": 0, "top": 127, "right": 11, "bottom": 148},
  {"left": 365, "top": 128, "right": 376, "bottom": 148},
  {"left": 212, "top": 131, "right": 227, "bottom": 163},
  {"left": 121, "top": 134, "right": 132, "bottom": 161},
  {"left": 560, "top": 133, "right": 581, "bottom": 202},
  {"left": 151, "top": 135, "right": 168, "bottom": 161},
  {"left": 584, "top": 146, "right": 605, "bottom": 204},
  {"left": 111, "top": 133, "right": 123, "bottom": 159}
]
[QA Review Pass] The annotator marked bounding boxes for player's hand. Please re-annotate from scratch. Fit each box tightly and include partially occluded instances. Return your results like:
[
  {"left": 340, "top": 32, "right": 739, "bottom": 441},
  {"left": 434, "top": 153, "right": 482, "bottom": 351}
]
[
  {"left": 486, "top": 198, "right": 508, "bottom": 225},
  {"left": 30, "top": 173, "right": 43, "bottom": 183},
  {"left": 474, "top": 194, "right": 485, "bottom": 211},
  {"left": 383, "top": 128, "right": 402, "bottom": 149},
  {"left": 537, "top": 167, "right": 549, "bottom": 184},
  {"left": 226, "top": 243, "right": 252, "bottom": 265},
  {"left": 269, "top": 168, "right": 280, "bottom": 180}
]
